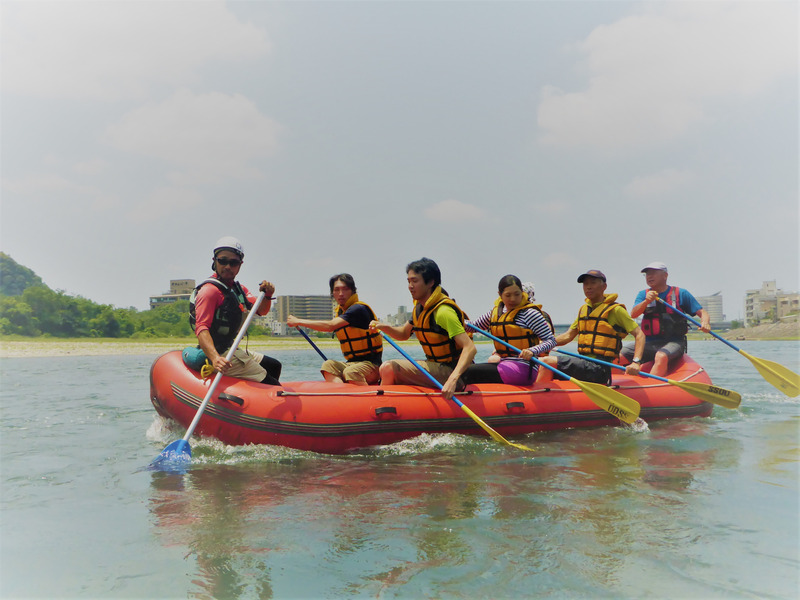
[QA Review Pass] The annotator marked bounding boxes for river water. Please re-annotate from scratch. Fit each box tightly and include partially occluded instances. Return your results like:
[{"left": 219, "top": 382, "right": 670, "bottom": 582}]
[{"left": 1, "top": 341, "right": 798, "bottom": 599}]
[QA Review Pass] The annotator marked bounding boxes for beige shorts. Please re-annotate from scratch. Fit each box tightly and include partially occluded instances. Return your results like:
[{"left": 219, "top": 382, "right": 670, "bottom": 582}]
[
  {"left": 321, "top": 359, "right": 381, "bottom": 384},
  {"left": 224, "top": 347, "right": 266, "bottom": 382},
  {"left": 381, "top": 358, "right": 464, "bottom": 390}
]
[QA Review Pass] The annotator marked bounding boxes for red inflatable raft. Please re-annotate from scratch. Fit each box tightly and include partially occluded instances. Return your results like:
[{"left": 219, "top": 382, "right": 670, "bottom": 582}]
[{"left": 149, "top": 350, "right": 714, "bottom": 454}]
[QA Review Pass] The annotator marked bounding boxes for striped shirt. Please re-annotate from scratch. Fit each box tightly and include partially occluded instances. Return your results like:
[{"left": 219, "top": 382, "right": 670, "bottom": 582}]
[{"left": 469, "top": 306, "right": 557, "bottom": 356}]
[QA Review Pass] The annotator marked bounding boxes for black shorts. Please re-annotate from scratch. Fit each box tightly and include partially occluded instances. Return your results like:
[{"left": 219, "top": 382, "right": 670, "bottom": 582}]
[
  {"left": 620, "top": 340, "right": 685, "bottom": 364},
  {"left": 555, "top": 355, "right": 611, "bottom": 385}
]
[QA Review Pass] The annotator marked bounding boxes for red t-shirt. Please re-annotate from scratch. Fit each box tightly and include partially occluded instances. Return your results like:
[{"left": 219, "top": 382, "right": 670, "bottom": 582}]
[{"left": 193, "top": 277, "right": 258, "bottom": 336}]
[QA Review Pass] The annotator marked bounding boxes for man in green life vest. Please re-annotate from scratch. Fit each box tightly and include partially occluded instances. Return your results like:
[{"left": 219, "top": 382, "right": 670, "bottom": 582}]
[{"left": 370, "top": 257, "right": 476, "bottom": 400}]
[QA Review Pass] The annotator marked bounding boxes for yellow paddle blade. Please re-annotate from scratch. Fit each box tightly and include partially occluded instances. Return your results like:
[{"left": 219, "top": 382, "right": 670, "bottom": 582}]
[
  {"left": 572, "top": 379, "right": 641, "bottom": 424},
  {"left": 458, "top": 404, "right": 536, "bottom": 452},
  {"left": 667, "top": 380, "right": 742, "bottom": 409},
  {"left": 740, "top": 350, "right": 800, "bottom": 397}
]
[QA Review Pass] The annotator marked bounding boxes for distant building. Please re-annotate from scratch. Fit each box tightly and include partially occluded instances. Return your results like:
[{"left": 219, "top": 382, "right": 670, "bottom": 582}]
[
  {"left": 744, "top": 280, "right": 800, "bottom": 326},
  {"left": 695, "top": 292, "right": 725, "bottom": 325},
  {"left": 261, "top": 305, "right": 282, "bottom": 335},
  {"left": 149, "top": 279, "right": 195, "bottom": 309},
  {"left": 386, "top": 306, "right": 410, "bottom": 326},
  {"left": 274, "top": 295, "right": 335, "bottom": 335}
]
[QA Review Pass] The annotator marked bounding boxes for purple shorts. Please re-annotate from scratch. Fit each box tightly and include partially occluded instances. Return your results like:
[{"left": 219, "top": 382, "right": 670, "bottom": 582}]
[{"left": 496, "top": 358, "right": 539, "bottom": 386}]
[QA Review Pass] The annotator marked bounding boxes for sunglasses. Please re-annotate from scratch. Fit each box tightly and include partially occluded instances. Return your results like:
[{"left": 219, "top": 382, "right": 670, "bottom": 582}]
[{"left": 216, "top": 257, "right": 242, "bottom": 267}]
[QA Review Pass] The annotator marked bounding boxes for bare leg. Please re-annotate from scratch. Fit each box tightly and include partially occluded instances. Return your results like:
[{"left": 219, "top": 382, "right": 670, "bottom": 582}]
[
  {"left": 322, "top": 372, "right": 344, "bottom": 384},
  {"left": 650, "top": 352, "right": 670, "bottom": 377},
  {"left": 536, "top": 356, "right": 557, "bottom": 382},
  {"left": 379, "top": 362, "right": 396, "bottom": 385}
]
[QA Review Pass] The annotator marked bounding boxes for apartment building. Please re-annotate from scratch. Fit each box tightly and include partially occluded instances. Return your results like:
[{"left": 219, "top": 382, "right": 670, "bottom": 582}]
[
  {"left": 744, "top": 280, "right": 800, "bottom": 326},
  {"left": 149, "top": 279, "right": 196, "bottom": 309}
]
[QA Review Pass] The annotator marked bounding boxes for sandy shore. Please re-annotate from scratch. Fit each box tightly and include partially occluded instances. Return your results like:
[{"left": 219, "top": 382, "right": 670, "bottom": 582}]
[
  {"left": 2, "top": 320, "right": 796, "bottom": 358},
  {"left": 719, "top": 319, "right": 799, "bottom": 341},
  {"left": 0, "top": 338, "right": 344, "bottom": 358},
  {"left": 0, "top": 337, "right": 434, "bottom": 359}
]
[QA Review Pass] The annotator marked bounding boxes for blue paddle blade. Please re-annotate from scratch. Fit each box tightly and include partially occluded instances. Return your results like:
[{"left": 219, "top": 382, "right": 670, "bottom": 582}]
[{"left": 148, "top": 439, "right": 192, "bottom": 472}]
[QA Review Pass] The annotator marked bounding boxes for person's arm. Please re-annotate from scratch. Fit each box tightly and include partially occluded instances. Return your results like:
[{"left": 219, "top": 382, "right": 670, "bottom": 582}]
[
  {"left": 197, "top": 329, "right": 230, "bottom": 373},
  {"left": 518, "top": 310, "right": 557, "bottom": 359},
  {"left": 242, "top": 281, "right": 274, "bottom": 316},
  {"left": 371, "top": 320, "right": 413, "bottom": 340},
  {"left": 695, "top": 308, "right": 711, "bottom": 333},
  {"left": 256, "top": 281, "right": 274, "bottom": 316},
  {"left": 466, "top": 309, "right": 492, "bottom": 331},
  {"left": 287, "top": 315, "right": 347, "bottom": 332},
  {"left": 624, "top": 326, "right": 646, "bottom": 375},
  {"left": 193, "top": 286, "right": 231, "bottom": 373},
  {"left": 441, "top": 332, "right": 476, "bottom": 400},
  {"left": 555, "top": 327, "right": 578, "bottom": 346},
  {"left": 629, "top": 290, "right": 654, "bottom": 319}
]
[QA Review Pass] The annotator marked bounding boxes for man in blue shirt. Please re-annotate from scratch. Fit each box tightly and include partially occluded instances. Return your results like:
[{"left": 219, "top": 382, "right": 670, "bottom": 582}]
[{"left": 620, "top": 262, "right": 710, "bottom": 377}]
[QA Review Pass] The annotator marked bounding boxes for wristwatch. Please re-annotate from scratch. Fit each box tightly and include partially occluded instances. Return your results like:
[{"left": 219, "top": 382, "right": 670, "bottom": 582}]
[{"left": 632, "top": 358, "right": 642, "bottom": 364}]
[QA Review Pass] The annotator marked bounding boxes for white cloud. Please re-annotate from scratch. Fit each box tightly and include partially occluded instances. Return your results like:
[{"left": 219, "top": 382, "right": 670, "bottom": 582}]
[
  {"left": 127, "top": 186, "right": 205, "bottom": 224},
  {"left": 537, "top": 2, "right": 797, "bottom": 150},
  {"left": 534, "top": 201, "right": 569, "bottom": 216},
  {"left": 2, "top": 172, "right": 117, "bottom": 210},
  {"left": 540, "top": 252, "right": 579, "bottom": 269},
  {"left": 72, "top": 159, "right": 109, "bottom": 176},
  {"left": 624, "top": 168, "right": 694, "bottom": 198},
  {"left": 424, "top": 199, "right": 486, "bottom": 222},
  {"left": 3, "top": 0, "right": 269, "bottom": 100},
  {"left": 301, "top": 256, "right": 337, "bottom": 269},
  {"left": 104, "top": 89, "right": 280, "bottom": 184}
]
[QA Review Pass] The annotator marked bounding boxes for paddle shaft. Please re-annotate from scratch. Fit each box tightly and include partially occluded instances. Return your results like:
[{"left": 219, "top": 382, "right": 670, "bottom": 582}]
[
  {"left": 180, "top": 291, "right": 266, "bottom": 443},
  {"left": 379, "top": 332, "right": 538, "bottom": 450},
  {"left": 654, "top": 297, "right": 738, "bottom": 348},
  {"left": 656, "top": 298, "right": 799, "bottom": 397},
  {"left": 380, "top": 334, "right": 470, "bottom": 410},
  {"left": 466, "top": 323, "right": 642, "bottom": 423},
  {"left": 298, "top": 327, "right": 329, "bottom": 360},
  {"left": 554, "top": 347, "right": 668, "bottom": 381},
  {"left": 465, "top": 323, "right": 569, "bottom": 382}
]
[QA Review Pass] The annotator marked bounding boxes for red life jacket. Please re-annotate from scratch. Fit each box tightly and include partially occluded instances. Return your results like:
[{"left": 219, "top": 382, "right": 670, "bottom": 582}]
[{"left": 641, "top": 287, "right": 689, "bottom": 339}]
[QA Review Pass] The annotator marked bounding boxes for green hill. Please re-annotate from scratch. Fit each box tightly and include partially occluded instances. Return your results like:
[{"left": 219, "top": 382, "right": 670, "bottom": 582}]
[{"left": 0, "top": 253, "right": 201, "bottom": 338}]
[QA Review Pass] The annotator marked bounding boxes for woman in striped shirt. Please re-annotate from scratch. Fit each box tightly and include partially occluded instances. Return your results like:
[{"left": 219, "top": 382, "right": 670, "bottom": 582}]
[{"left": 462, "top": 275, "right": 556, "bottom": 386}]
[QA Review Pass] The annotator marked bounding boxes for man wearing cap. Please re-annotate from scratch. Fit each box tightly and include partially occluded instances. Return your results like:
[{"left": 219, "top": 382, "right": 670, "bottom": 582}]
[
  {"left": 189, "top": 236, "right": 282, "bottom": 384},
  {"left": 537, "top": 270, "right": 645, "bottom": 384},
  {"left": 620, "top": 262, "right": 710, "bottom": 377}
]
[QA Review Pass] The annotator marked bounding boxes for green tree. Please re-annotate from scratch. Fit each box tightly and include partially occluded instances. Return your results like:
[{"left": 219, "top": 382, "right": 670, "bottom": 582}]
[
  {"left": 0, "top": 296, "right": 39, "bottom": 335},
  {"left": 0, "top": 253, "right": 44, "bottom": 296},
  {"left": 0, "top": 256, "right": 204, "bottom": 338}
]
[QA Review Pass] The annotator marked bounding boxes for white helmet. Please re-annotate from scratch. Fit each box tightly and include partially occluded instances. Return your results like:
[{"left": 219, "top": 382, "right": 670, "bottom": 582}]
[{"left": 213, "top": 236, "right": 244, "bottom": 259}]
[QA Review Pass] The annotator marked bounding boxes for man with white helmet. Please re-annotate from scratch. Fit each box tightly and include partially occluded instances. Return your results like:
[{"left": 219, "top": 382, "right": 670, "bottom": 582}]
[{"left": 189, "top": 236, "right": 282, "bottom": 384}]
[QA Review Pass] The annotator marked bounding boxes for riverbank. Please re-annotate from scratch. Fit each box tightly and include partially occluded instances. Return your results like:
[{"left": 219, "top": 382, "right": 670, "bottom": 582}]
[
  {"left": 719, "top": 318, "right": 799, "bottom": 341},
  {"left": 1, "top": 320, "right": 797, "bottom": 358},
  {"left": 0, "top": 336, "right": 424, "bottom": 358}
]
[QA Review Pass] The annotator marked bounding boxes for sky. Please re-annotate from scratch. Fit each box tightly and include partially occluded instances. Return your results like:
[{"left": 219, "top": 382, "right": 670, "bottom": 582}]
[{"left": 1, "top": 0, "right": 798, "bottom": 324}]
